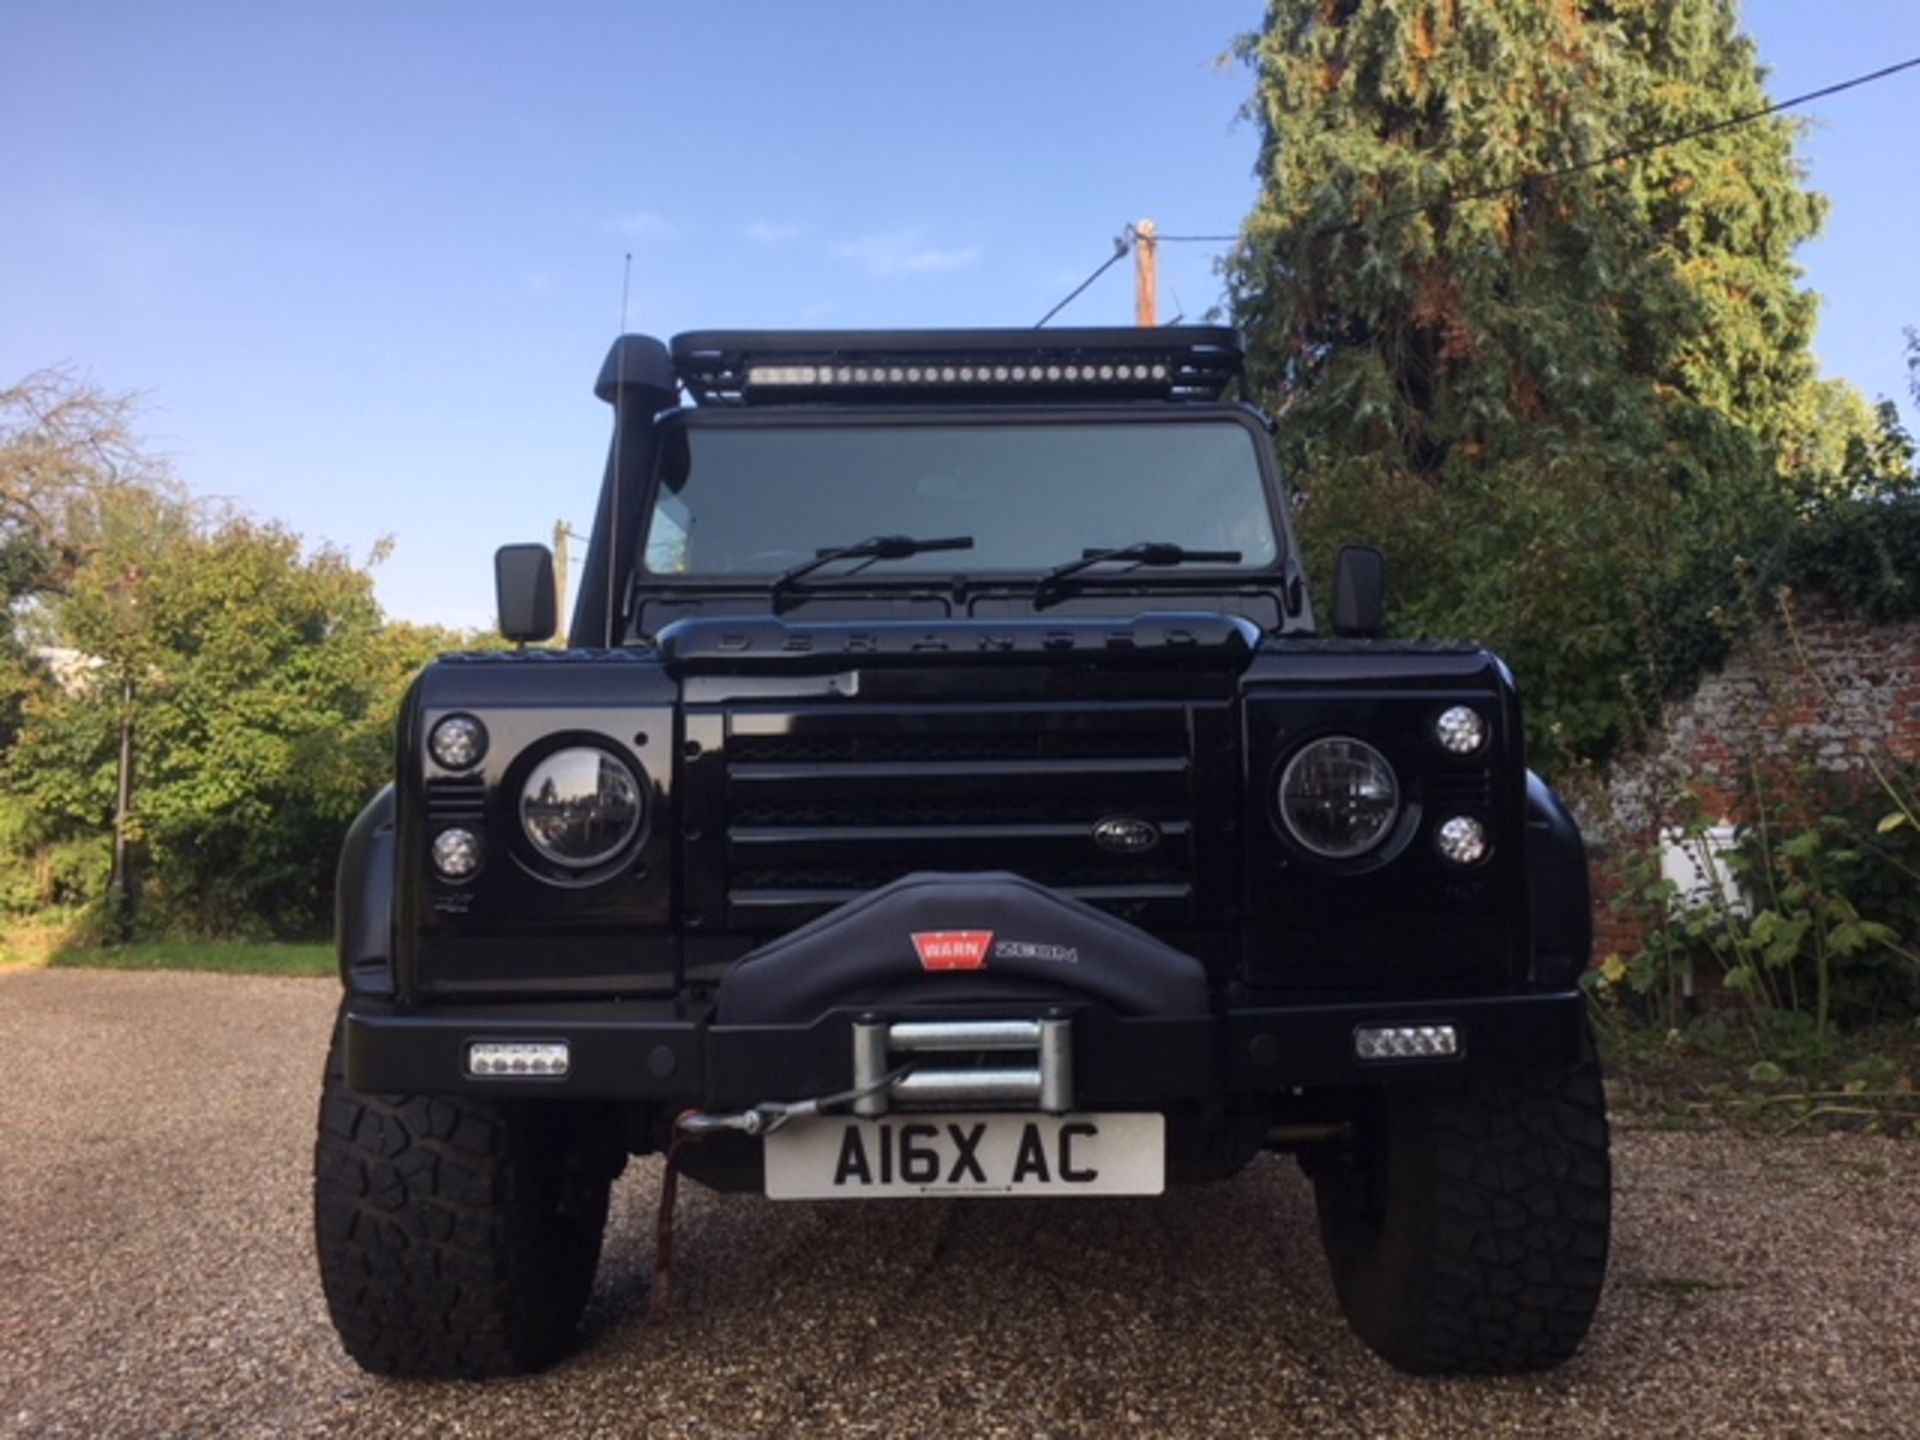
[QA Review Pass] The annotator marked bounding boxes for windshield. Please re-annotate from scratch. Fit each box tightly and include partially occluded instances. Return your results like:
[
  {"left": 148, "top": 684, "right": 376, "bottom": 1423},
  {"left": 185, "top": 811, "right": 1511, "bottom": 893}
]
[{"left": 641, "top": 418, "right": 1278, "bottom": 578}]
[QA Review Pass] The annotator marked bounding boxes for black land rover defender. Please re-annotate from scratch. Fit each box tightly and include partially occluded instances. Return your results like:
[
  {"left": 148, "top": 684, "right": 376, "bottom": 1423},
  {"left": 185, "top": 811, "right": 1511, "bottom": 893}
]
[{"left": 315, "top": 327, "right": 1609, "bottom": 1380}]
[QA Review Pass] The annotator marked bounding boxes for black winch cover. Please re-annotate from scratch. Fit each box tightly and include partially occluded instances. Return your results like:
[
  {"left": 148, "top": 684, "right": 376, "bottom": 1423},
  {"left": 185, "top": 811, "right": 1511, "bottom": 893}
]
[{"left": 715, "top": 872, "right": 1210, "bottom": 1025}]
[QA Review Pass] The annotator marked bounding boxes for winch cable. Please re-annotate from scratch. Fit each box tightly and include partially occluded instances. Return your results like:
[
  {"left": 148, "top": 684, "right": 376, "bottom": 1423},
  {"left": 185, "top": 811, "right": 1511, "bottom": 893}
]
[{"left": 648, "top": 1065, "right": 915, "bottom": 1322}]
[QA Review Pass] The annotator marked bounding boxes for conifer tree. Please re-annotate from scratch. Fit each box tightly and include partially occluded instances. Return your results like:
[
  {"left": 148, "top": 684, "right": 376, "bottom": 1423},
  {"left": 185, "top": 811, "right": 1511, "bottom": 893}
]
[{"left": 1227, "top": 0, "right": 1868, "bottom": 765}]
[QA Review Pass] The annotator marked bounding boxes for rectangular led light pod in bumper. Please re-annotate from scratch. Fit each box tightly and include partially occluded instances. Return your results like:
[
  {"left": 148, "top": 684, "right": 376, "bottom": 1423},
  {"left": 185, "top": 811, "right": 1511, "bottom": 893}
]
[
  {"left": 467, "top": 1041, "right": 570, "bottom": 1078},
  {"left": 1355, "top": 1024, "right": 1460, "bottom": 1060}
]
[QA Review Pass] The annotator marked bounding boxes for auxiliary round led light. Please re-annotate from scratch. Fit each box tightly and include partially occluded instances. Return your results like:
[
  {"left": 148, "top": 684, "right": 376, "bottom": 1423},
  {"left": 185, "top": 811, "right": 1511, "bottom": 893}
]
[
  {"left": 1435, "top": 705, "right": 1487, "bottom": 754},
  {"left": 428, "top": 714, "right": 487, "bottom": 770},
  {"left": 520, "top": 747, "right": 645, "bottom": 868},
  {"left": 432, "top": 827, "right": 483, "bottom": 880},
  {"left": 1278, "top": 737, "right": 1400, "bottom": 859},
  {"left": 1436, "top": 815, "right": 1490, "bottom": 866}
]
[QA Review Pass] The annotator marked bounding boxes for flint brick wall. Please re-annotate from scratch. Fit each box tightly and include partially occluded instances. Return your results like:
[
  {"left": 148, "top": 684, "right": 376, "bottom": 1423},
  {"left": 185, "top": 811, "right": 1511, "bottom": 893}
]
[{"left": 1575, "top": 600, "right": 1920, "bottom": 964}]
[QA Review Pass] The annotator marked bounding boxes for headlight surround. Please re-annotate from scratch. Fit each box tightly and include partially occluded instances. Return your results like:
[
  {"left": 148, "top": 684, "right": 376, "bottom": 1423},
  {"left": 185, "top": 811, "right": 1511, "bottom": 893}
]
[
  {"left": 1277, "top": 736, "right": 1400, "bottom": 859},
  {"left": 520, "top": 747, "right": 645, "bottom": 868}
]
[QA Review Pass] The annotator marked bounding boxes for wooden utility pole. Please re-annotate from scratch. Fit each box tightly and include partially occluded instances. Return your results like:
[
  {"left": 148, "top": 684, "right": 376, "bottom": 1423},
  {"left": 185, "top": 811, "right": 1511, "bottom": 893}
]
[
  {"left": 1133, "top": 219, "right": 1158, "bottom": 328},
  {"left": 552, "top": 520, "right": 577, "bottom": 647}
]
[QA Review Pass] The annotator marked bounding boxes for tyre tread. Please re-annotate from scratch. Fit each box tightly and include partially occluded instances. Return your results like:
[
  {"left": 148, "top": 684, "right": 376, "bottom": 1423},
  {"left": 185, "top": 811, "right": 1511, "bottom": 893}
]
[
  {"left": 1316, "top": 1047, "right": 1612, "bottom": 1375},
  {"left": 312, "top": 1023, "right": 611, "bottom": 1378}
]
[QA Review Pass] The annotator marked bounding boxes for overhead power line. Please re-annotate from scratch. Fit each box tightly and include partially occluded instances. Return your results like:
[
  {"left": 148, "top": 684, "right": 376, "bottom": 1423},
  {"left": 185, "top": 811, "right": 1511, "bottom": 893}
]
[
  {"left": 1035, "top": 51, "right": 1920, "bottom": 325},
  {"left": 1357, "top": 51, "right": 1920, "bottom": 233}
]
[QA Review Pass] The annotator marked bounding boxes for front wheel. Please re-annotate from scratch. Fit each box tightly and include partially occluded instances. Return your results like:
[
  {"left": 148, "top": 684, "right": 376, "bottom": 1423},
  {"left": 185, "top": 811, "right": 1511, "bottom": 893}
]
[
  {"left": 1310, "top": 1037, "right": 1612, "bottom": 1374},
  {"left": 313, "top": 1013, "right": 622, "bottom": 1378}
]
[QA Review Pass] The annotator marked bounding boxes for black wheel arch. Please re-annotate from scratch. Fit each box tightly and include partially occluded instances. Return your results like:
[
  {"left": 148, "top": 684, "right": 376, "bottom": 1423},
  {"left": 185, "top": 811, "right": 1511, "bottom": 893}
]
[
  {"left": 1524, "top": 769, "right": 1591, "bottom": 988},
  {"left": 335, "top": 784, "right": 396, "bottom": 997}
]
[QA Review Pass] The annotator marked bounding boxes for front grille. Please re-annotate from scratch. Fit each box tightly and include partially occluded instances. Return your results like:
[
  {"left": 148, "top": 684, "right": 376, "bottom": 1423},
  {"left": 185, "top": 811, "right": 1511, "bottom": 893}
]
[{"left": 717, "top": 703, "right": 1200, "bottom": 928}]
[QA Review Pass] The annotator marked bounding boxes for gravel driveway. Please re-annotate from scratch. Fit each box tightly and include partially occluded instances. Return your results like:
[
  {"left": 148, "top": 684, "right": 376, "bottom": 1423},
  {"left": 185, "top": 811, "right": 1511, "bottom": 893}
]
[{"left": 3, "top": 968, "right": 1918, "bottom": 1439}]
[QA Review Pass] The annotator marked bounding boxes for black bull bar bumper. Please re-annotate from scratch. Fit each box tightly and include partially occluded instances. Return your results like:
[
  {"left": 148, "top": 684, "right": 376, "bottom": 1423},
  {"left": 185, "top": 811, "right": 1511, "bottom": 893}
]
[
  {"left": 348, "top": 871, "right": 1586, "bottom": 1103},
  {"left": 343, "top": 989, "right": 1589, "bottom": 1104}
]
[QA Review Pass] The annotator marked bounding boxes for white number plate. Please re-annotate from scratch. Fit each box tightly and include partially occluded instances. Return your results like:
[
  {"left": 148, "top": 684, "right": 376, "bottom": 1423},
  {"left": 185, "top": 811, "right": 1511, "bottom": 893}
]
[{"left": 764, "top": 1111, "right": 1164, "bottom": 1199}]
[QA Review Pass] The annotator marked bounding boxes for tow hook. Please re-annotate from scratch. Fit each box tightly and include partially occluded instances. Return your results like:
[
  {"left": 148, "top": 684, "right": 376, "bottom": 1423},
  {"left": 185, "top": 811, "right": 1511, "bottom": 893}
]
[
  {"left": 675, "top": 1107, "right": 780, "bottom": 1137},
  {"left": 649, "top": 1066, "right": 914, "bottom": 1323}
]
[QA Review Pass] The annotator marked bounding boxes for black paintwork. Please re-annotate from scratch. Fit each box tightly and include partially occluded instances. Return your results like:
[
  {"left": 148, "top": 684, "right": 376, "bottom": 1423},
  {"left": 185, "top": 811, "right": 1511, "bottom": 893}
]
[
  {"left": 334, "top": 328, "right": 1596, "bottom": 1134},
  {"left": 392, "top": 650, "right": 681, "bottom": 999},
  {"left": 334, "top": 786, "right": 395, "bottom": 997},
  {"left": 373, "top": 630, "right": 1539, "bottom": 1003},
  {"left": 344, "top": 987, "right": 1590, "bottom": 1104},
  {"left": 1526, "top": 770, "right": 1593, "bottom": 987}
]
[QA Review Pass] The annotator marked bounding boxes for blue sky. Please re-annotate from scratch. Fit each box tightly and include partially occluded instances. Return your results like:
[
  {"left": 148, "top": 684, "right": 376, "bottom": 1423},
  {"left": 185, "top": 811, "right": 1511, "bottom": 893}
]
[{"left": 4, "top": 1, "right": 1918, "bottom": 631}]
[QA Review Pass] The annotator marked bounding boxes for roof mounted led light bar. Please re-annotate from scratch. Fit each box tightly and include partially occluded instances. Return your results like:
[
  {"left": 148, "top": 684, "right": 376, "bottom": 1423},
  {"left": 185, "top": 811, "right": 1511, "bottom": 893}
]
[
  {"left": 746, "top": 360, "right": 1173, "bottom": 388},
  {"left": 670, "top": 327, "right": 1243, "bottom": 407}
]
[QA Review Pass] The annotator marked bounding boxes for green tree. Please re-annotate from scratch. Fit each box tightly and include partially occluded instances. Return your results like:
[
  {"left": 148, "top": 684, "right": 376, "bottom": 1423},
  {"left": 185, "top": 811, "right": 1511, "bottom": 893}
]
[
  {"left": 2, "top": 371, "right": 462, "bottom": 937},
  {"left": 5, "top": 501, "right": 458, "bottom": 935},
  {"left": 1226, "top": 0, "right": 1876, "bottom": 767},
  {"left": 0, "top": 532, "right": 49, "bottom": 749}
]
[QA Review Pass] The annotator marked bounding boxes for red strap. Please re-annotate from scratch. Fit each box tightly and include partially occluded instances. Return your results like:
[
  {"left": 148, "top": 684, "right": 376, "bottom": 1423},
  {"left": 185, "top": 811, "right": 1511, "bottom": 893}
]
[{"left": 649, "top": 1117, "right": 701, "bottom": 1323}]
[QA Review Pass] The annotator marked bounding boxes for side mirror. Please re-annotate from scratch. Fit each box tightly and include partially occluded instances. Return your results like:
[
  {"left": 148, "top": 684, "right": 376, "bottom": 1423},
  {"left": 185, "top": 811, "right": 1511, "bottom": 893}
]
[
  {"left": 495, "top": 544, "right": 557, "bottom": 643},
  {"left": 1331, "top": 545, "right": 1385, "bottom": 638}
]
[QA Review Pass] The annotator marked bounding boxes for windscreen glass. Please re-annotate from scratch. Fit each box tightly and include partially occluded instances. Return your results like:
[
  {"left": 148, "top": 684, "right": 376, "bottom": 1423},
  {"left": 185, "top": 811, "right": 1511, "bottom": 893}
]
[{"left": 641, "top": 419, "right": 1278, "bottom": 576}]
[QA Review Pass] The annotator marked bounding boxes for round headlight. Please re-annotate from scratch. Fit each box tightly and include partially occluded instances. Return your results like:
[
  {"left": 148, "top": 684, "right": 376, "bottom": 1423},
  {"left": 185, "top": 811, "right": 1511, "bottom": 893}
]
[
  {"left": 429, "top": 714, "right": 488, "bottom": 770},
  {"left": 1278, "top": 737, "right": 1400, "bottom": 859},
  {"left": 520, "top": 747, "right": 644, "bottom": 868},
  {"left": 1435, "top": 705, "right": 1486, "bottom": 754}
]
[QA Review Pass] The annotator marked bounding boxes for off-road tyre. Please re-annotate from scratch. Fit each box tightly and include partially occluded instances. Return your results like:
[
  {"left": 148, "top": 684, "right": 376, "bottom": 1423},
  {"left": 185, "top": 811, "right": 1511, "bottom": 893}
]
[
  {"left": 1311, "top": 1033, "right": 1611, "bottom": 1375},
  {"left": 313, "top": 1013, "right": 621, "bottom": 1378}
]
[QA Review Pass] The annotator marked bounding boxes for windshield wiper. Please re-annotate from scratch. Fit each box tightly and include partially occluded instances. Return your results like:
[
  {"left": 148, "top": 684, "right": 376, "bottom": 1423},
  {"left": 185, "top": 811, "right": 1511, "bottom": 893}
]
[
  {"left": 769, "top": 533, "right": 974, "bottom": 609},
  {"left": 1033, "top": 540, "right": 1242, "bottom": 605}
]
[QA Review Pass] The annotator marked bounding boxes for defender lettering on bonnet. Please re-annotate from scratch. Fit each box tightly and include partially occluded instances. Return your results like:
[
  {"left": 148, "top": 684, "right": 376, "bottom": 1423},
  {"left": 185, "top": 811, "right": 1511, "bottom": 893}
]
[{"left": 911, "top": 930, "right": 994, "bottom": 971}]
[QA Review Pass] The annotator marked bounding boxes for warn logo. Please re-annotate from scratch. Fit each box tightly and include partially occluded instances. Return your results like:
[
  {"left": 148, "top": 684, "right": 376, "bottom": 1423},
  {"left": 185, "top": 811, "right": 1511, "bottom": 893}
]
[{"left": 911, "top": 930, "right": 994, "bottom": 972}]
